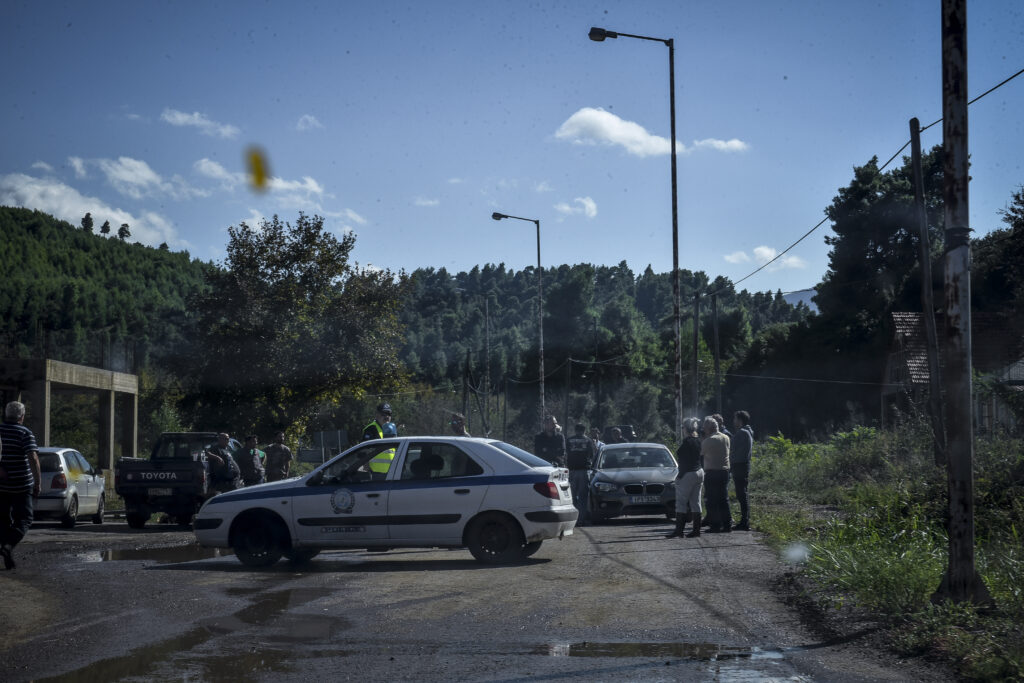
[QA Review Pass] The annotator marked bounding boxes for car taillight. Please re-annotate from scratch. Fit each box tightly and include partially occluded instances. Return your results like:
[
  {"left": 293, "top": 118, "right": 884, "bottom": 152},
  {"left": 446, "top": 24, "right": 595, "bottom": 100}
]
[
  {"left": 533, "top": 482, "right": 559, "bottom": 499},
  {"left": 51, "top": 473, "right": 67, "bottom": 489}
]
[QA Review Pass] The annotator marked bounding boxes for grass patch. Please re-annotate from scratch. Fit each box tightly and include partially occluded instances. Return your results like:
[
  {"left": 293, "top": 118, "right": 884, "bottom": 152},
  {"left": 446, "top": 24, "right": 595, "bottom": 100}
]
[{"left": 752, "top": 425, "right": 1024, "bottom": 681}]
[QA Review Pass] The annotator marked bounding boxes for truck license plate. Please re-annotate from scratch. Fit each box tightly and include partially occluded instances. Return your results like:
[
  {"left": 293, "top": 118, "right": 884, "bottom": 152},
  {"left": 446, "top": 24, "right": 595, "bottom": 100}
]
[
  {"left": 150, "top": 487, "right": 172, "bottom": 496},
  {"left": 629, "top": 495, "right": 660, "bottom": 504}
]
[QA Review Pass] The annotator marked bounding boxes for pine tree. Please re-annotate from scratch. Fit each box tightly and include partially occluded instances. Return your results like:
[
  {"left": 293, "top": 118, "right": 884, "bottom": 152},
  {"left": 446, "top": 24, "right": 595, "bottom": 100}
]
[
  {"left": 100, "top": 220, "right": 111, "bottom": 235},
  {"left": 81, "top": 212, "right": 93, "bottom": 233},
  {"left": 118, "top": 223, "right": 131, "bottom": 240}
]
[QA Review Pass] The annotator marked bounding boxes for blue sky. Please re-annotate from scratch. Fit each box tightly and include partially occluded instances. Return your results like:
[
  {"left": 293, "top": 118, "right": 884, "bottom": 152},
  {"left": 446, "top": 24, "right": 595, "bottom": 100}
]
[{"left": 3, "top": 0, "right": 1023, "bottom": 294}]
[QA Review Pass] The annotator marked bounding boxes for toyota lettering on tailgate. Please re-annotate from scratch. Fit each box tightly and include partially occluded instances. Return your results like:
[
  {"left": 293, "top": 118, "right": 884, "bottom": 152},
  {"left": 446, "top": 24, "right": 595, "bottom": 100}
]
[{"left": 142, "top": 472, "right": 180, "bottom": 481}]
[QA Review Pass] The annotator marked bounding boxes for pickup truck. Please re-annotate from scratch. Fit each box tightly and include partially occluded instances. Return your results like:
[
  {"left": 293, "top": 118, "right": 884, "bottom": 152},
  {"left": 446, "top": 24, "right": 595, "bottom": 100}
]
[{"left": 115, "top": 432, "right": 241, "bottom": 529}]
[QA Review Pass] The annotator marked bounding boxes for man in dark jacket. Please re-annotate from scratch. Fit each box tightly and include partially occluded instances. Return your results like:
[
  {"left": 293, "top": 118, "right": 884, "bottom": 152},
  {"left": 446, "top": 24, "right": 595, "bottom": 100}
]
[
  {"left": 565, "top": 424, "right": 595, "bottom": 525},
  {"left": 206, "top": 433, "right": 241, "bottom": 494},
  {"left": 533, "top": 415, "right": 566, "bottom": 467},
  {"left": 730, "top": 410, "right": 754, "bottom": 531}
]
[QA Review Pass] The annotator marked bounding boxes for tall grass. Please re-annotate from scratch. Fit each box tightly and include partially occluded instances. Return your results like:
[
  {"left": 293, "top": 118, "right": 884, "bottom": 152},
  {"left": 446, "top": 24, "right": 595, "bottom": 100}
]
[{"left": 752, "top": 425, "right": 1024, "bottom": 680}]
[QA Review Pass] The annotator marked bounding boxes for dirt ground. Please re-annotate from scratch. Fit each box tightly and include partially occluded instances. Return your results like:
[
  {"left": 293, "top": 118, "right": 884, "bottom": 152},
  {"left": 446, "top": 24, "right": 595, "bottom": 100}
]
[{"left": 0, "top": 516, "right": 955, "bottom": 682}]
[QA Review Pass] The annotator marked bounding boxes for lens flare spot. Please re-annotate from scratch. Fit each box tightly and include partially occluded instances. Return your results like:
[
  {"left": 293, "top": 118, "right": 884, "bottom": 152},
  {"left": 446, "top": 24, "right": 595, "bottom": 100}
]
[{"left": 246, "top": 146, "right": 270, "bottom": 192}]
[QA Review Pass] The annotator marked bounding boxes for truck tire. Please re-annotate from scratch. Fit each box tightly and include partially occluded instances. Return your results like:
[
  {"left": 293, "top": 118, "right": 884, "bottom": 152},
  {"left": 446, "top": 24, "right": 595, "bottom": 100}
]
[{"left": 126, "top": 511, "right": 148, "bottom": 529}]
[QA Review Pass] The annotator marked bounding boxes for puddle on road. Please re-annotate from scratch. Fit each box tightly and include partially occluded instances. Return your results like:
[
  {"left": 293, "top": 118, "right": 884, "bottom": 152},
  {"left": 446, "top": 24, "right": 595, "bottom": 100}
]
[
  {"left": 100, "top": 545, "right": 234, "bottom": 563},
  {"left": 534, "top": 641, "right": 784, "bottom": 661},
  {"left": 35, "top": 587, "right": 343, "bottom": 682}
]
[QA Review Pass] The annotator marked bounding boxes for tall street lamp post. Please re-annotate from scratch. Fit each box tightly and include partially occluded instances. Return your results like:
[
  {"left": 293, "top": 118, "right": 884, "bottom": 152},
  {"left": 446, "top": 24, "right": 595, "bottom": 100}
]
[
  {"left": 492, "top": 212, "right": 545, "bottom": 420},
  {"left": 589, "top": 26, "right": 682, "bottom": 438}
]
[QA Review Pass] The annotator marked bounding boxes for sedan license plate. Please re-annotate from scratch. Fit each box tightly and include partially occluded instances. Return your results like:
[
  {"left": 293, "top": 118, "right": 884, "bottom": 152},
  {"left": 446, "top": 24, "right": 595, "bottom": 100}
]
[
  {"left": 150, "top": 487, "right": 173, "bottom": 496},
  {"left": 629, "top": 495, "right": 661, "bottom": 504}
]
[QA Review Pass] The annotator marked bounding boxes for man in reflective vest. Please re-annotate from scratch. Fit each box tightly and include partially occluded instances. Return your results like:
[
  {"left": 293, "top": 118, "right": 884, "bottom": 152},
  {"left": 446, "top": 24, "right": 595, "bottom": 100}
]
[{"left": 362, "top": 403, "right": 397, "bottom": 473}]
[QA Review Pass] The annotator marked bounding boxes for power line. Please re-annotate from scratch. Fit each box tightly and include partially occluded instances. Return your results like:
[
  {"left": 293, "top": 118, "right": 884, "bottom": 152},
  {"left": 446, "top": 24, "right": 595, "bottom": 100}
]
[{"left": 713, "top": 65, "right": 1024, "bottom": 297}]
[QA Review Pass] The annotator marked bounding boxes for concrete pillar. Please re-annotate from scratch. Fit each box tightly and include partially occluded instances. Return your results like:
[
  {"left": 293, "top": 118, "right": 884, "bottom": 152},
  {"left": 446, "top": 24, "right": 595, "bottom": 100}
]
[
  {"left": 99, "top": 390, "right": 116, "bottom": 475},
  {"left": 120, "top": 392, "right": 138, "bottom": 459},
  {"left": 25, "top": 380, "right": 51, "bottom": 446}
]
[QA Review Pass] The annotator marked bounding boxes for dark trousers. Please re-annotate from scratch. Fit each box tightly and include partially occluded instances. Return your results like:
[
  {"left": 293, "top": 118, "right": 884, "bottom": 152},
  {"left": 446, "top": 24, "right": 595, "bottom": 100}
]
[
  {"left": 704, "top": 469, "right": 731, "bottom": 530},
  {"left": 731, "top": 460, "right": 750, "bottom": 524},
  {"left": 0, "top": 490, "right": 35, "bottom": 548}
]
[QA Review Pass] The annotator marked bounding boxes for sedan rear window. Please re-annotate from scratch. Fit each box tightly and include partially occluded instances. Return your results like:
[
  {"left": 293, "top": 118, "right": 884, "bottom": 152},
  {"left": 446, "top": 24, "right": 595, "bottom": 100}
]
[{"left": 490, "top": 441, "right": 552, "bottom": 468}]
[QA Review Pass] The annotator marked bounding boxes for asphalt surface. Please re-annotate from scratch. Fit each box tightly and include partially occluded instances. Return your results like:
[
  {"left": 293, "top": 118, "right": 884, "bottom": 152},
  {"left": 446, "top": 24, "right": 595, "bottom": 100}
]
[{"left": 0, "top": 517, "right": 950, "bottom": 682}]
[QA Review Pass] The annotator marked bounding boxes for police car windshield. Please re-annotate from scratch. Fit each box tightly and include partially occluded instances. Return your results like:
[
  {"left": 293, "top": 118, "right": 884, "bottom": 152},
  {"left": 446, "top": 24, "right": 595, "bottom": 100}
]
[{"left": 490, "top": 441, "right": 554, "bottom": 468}]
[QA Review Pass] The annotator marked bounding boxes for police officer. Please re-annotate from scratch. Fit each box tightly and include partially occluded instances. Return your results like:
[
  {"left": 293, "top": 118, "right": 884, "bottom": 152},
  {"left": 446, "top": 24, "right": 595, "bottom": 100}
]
[{"left": 362, "top": 403, "right": 397, "bottom": 474}]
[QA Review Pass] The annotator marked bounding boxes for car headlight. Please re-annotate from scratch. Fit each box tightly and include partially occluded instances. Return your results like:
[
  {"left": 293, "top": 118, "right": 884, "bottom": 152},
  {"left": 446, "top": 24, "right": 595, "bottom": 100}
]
[{"left": 593, "top": 481, "right": 618, "bottom": 493}]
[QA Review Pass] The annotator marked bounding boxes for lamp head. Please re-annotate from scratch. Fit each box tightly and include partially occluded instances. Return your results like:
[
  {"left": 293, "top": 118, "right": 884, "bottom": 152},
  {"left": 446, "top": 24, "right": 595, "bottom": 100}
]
[
  {"left": 491, "top": 212, "right": 506, "bottom": 221},
  {"left": 589, "top": 27, "right": 617, "bottom": 42}
]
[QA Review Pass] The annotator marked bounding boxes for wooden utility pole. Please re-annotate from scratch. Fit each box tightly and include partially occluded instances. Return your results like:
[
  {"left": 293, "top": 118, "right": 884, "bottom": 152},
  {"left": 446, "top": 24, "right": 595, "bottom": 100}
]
[
  {"left": 933, "top": 0, "right": 992, "bottom": 606},
  {"left": 910, "top": 117, "right": 947, "bottom": 465},
  {"left": 712, "top": 293, "right": 722, "bottom": 415}
]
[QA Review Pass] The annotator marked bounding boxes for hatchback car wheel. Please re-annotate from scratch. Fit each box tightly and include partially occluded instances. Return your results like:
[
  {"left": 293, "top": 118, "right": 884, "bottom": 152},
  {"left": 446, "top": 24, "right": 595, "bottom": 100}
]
[
  {"left": 467, "top": 512, "right": 526, "bottom": 564},
  {"left": 60, "top": 496, "right": 79, "bottom": 528},
  {"left": 92, "top": 495, "right": 105, "bottom": 524},
  {"left": 232, "top": 516, "right": 286, "bottom": 567}
]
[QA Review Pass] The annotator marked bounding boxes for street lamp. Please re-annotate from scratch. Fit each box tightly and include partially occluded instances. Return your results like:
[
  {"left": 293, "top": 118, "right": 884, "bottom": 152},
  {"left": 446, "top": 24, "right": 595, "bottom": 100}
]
[
  {"left": 589, "top": 26, "right": 683, "bottom": 438},
  {"left": 492, "top": 211, "right": 545, "bottom": 420}
]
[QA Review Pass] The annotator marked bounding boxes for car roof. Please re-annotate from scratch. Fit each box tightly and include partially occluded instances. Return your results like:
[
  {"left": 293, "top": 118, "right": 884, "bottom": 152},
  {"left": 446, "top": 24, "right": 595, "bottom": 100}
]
[
  {"left": 600, "top": 442, "right": 669, "bottom": 450},
  {"left": 38, "top": 446, "right": 76, "bottom": 454}
]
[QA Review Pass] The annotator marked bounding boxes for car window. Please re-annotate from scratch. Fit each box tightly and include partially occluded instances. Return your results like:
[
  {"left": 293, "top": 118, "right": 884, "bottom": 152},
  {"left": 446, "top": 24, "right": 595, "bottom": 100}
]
[
  {"left": 39, "top": 453, "right": 61, "bottom": 473},
  {"left": 64, "top": 453, "right": 83, "bottom": 475},
  {"left": 313, "top": 442, "right": 398, "bottom": 485},
  {"left": 400, "top": 442, "right": 483, "bottom": 480},
  {"left": 599, "top": 447, "right": 674, "bottom": 469},
  {"left": 154, "top": 437, "right": 211, "bottom": 460},
  {"left": 73, "top": 452, "right": 92, "bottom": 473},
  {"left": 489, "top": 441, "right": 552, "bottom": 468}
]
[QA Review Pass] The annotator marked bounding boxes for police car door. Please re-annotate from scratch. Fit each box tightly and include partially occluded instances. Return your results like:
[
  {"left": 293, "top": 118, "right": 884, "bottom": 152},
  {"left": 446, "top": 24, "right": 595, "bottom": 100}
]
[
  {"left": 387, "top": 442, "right": 489, "bottom": 543},
  {"left": 291, "top": 441, "right": 397, "bottom": 545}
]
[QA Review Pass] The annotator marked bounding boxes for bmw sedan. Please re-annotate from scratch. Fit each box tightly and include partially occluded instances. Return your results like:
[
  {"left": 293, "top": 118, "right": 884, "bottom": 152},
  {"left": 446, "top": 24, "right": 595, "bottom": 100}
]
[
  {"left": 35, "top": 447, "right": 106, "bottom": 528},
  {"left": 194, "top": 436, "right": 578, "bottom": 567},
  {"left": 589, "top": 442, "right": 678, "bottom": 522}
]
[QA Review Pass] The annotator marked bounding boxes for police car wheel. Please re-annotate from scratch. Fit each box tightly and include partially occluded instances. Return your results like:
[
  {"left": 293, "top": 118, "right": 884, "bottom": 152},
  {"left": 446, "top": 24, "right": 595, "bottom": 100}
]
[
  {"left": 233, "top": 515, "right": 286, "bottom": 567},
  {"left": 467, "top": 512, "right": 526, "bottom": 564}
]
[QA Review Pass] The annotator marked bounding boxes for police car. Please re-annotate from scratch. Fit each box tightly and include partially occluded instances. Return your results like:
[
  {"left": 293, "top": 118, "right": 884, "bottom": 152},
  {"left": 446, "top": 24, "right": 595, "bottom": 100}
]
[{"left": 193, "top": 436, "right": 578, "bottom": 567}]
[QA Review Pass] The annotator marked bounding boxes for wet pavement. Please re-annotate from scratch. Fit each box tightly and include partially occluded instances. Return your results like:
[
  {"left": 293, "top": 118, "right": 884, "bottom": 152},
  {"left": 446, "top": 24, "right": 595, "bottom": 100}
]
[{"left": 1, "top": 519, "right": 946, "bottom": 682}]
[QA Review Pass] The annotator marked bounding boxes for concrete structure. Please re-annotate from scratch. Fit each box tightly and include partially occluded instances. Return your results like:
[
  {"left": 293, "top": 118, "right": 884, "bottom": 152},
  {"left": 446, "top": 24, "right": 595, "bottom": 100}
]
[{"left": 0, "top": 358, "right": 138, "bottom": 479}]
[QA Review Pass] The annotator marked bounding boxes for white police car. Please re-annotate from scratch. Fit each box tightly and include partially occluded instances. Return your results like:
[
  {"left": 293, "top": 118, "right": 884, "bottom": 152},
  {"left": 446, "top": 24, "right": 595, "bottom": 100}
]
[{"left": 193, "top": 436, "right": 577, "bottom": 567}]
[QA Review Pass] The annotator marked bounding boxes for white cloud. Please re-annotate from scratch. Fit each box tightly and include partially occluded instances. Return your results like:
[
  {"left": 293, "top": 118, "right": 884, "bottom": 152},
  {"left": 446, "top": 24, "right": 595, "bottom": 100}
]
[
  {"left": 95, "top": 156, "right": 207, "bottom": 200},
  {"left": 414, "top": 197, "right": 440, "bottom": 207},
  {"left": 535, "top": 181, "right": 554, "bottom": 193},
  {"left": 556, "top": 107, "right": 681, "bottom": 157},
  {"left": 724, "top": 251, "right": 751, "bottom": 264},
  {"left": 694, "top": 138, "right": 750, "bottom": 152},
  {"left": 554, "top": 196, "right": 597, "bottom": 219},
  {"left": 194, "top": 158, "right": 244, "bottom": 190},
  {"left": 555, "top": 107, "right": 749, "bottom": 158},
  {"left": 343, "top": 208, "right": 367, "bottom": 225},
  {"left": 68, "top": 156, "right": 87, "bottom": 178},
  {"left": 296, "top": 114, "right": 323, "bottom": 131},
  {"left": 161, "top": 108, "right": 240, "bottom": 139},
  {"left": 447, "top": 177, "right": 465, "bottom": 184},
  {"left": 0, "top": 173, "right": 180, "bottom": 247},
  {"left": 725, "top": 245, "right": 807, "bottom": 271},
  {"left": 31, "top": 161, "right": 53, "bottom": 173}
]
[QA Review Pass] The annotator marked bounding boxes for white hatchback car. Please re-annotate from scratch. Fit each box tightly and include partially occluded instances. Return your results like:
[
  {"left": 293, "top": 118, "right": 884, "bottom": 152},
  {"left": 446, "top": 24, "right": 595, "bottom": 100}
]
[
  {"left": 35, "top": 447, "right": 106, "bottom": 528},
  {"left": 194, "top": 437, "right": 578, "bottom": 567}
]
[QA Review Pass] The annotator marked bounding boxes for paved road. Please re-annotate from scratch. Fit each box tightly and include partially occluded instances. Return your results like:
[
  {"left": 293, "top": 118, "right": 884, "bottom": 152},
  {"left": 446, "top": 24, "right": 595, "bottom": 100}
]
[{"left": 1, "top": 518, "right": 944, "bottom": 682}]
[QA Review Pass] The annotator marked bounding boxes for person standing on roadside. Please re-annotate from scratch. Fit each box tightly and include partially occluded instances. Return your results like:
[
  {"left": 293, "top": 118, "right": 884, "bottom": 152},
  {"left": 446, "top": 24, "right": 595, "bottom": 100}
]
[
  {"left": 730, "top": 411, "right": 754, "bottom": 531},
  {"left": 565, "top": 424, "right": 596, "bottom": 526},
  {"left": 238, "top": 435, "right": 266, "bottom": 486},
  {"left": 701, "top": 415, "right": 732, "bottom": 533},
  {"left": 534, "top": 415, "right": 566, "bottom": 467},
  {"left": 0, "top": 401, "right": 41, "bottom": 570},
  {"left": 264, "top": 431, "right": 294, "bottom": 483},
  {"left": 206, "top": 432, "right": 241, "bottom": 494},
  {"left": 667, "top": 417, "right": 704, "bottom": 538},
  {"left": 589, "top": 428, "right": 605, "bottom": 454}
]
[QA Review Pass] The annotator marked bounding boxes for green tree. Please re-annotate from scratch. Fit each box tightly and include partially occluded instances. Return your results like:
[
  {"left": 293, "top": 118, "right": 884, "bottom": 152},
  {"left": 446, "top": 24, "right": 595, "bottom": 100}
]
[
  {"left": 117, "top": 223, "right": 131, "bottom": 240},
  {"left": 185, "top": 212, "right": 407, "bottom": 433},
  {"left": 80, "top": 212, "right": 93, "bottom": 233},
  {"left": 100, "top": 220, "right": 111, "bottom": 235}
]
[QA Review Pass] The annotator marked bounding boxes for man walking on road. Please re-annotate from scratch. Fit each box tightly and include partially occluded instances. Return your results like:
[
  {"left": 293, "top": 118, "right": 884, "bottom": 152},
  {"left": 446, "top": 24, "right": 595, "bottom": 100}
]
[
  {"left": 0, "top": 401, "right": 41, "bottom": 570},
  {"left": 565, "top": 424, "right": 595, "bottom": 526},
  {"left": 730, "top": 411, "right": 754, "bottom": 531}
]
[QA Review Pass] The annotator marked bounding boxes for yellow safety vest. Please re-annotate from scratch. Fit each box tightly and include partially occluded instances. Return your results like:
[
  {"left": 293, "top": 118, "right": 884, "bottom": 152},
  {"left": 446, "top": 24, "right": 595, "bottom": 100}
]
[{"left": 364, "top": 422, "right": 396, "bottom": 473}]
